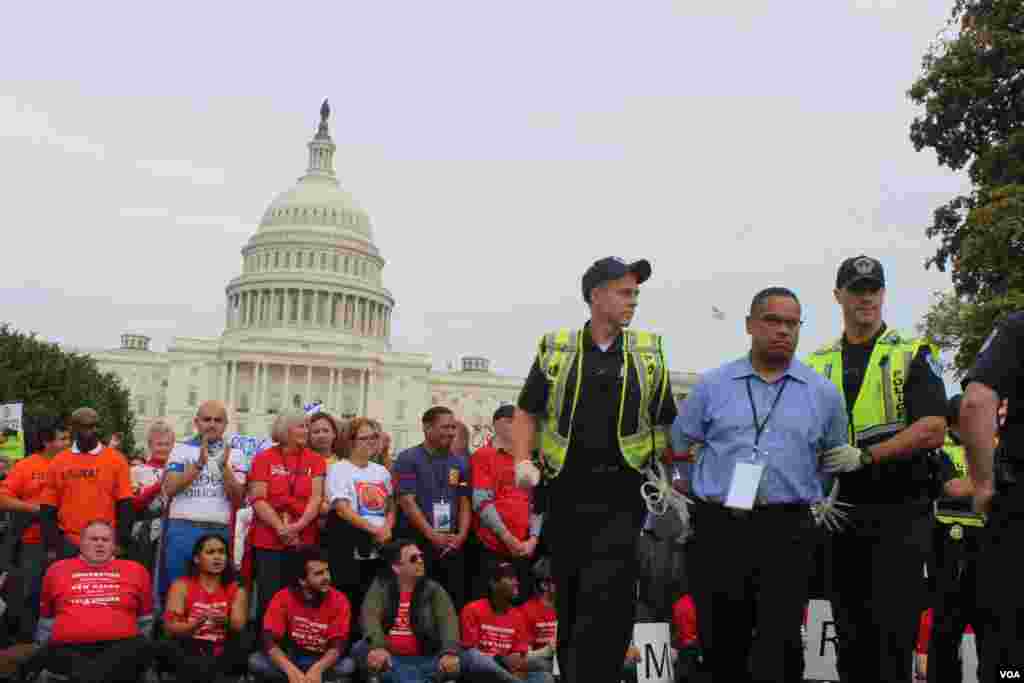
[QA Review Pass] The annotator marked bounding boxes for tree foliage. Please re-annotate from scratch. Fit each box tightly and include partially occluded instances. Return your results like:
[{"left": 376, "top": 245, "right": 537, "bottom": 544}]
[
  {"left": 0, "top": 323, "right": 136, "bottom": 453},
  {"left": 908, "top": 0, "right": 1024, "bottom": 373}
]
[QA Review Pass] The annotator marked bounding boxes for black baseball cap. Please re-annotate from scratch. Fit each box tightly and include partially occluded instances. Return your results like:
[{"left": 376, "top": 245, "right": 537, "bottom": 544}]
[
  {"left": 493, "top": 404, "right": 515, "bottom": 422},
  {"left": 582, "top": 257, "right": 652, "bottom": 303},
  {"left": 836, "top": 255, "right": 885, "bottom": 290}
]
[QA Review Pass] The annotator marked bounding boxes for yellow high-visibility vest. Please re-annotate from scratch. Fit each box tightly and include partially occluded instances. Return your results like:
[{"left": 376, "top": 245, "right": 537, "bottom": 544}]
[{"left": 535, "top": 328, "right": 670, "bottom": 478}]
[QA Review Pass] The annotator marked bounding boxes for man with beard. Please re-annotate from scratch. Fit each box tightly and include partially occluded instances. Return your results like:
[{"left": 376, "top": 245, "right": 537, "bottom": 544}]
[
  {"left": 511, "top": 257, "right": 677, "bottom": 683},
  {"left": 805, "top": 256, "right": 948, "bottom": 683},
  {"left": 39, "top": 408, "right": 134, "bottom": 561},
  {"left": 250, "top": 546, "right": 354, "bottom": 682},
  {"left": 673, "top": 287, "right": 847, "bottom": 682}
]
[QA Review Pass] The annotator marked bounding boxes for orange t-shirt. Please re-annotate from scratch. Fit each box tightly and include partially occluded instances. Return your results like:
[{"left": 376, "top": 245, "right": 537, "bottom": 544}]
[
  {"left": 0, "top": 453, "right": 54, "bottom": 544},
  {"left": 40, "top": 447, "right": 133, "bottom": 545}
]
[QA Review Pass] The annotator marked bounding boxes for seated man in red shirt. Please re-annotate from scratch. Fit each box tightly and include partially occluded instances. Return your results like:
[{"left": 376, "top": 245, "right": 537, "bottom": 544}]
[
  {"left": 460, "top": 560, "right": 553, "bottom": 683},
  {"left": 515, "top": 558, "right": 557, "bottom": 673},
  {"left": 249, "top": 547, "right": 355, "bottom": 683},
  {"left": 26, "top": 520, "right": 163, "bottom": 683}
]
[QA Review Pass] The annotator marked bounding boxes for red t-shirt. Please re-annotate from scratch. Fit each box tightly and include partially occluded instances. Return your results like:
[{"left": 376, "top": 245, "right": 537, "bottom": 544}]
[
  {"left": 169, "top": 576, "right": 240, "bottom": 655},
  {"left": 470, "top": 446, "right": 531, "bottom": 554},
  {"left": 515, "top": 596, "right": 557, "bottom": 649},
  {"left": 249, "top": 447, "right": 326, "bottom": 550},
  {"left": 672, "top": 594, "right": 699, "bottom": 648},
  {"left": 263, "top": 586, "right": 351, "bottom": 655},
  {"left": 460, "top": 598, "right": 529, "bottom": 657},
  {"left": 386, "top": 590, "right": 421, "bottom": 656},
  {"left": 40, "top": 557, "right": 152, "bottom": 645}
]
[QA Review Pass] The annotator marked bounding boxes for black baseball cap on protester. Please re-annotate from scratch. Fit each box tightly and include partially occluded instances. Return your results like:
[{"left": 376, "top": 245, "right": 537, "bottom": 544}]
[
  {"left": 836, "top": 255, "right": 885, "bottom": 290},
  {"left": 493, "top": 404, "right": 515, "bottom": 422},
  {"left": 582, "top": 257, "right": 652, "bottom": 303}
]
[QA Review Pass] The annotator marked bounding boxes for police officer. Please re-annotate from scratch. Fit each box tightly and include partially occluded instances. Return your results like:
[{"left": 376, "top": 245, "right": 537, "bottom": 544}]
[
  {"left": 805, "top": 256, "right": 948, "bottom": 683},
  {"left": 959, "top": 311, "right": 1024, "bottom": 681},
  {"left": 928, "top": 395, "right": 986, "bottom": 683},
  {"left": 511, "top": 257, "right": 677, "bottom": 683}
]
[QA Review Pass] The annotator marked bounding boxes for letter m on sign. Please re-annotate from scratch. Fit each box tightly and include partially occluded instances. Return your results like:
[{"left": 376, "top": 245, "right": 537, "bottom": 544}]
[{"left": 643, "top": 643, "right": 673, "bottom": 682}]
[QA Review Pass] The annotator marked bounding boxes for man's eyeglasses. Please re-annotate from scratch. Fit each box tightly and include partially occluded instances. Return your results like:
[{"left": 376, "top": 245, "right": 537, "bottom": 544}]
[
  {"left": 757, "top": 315, "right": 804, "bottom": 332},
  {"left": 198, "top": 416, "right": 226, "bottom": 424}
]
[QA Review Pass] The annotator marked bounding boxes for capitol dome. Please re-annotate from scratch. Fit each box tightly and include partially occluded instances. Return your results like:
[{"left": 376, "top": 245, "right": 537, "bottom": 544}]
[{"left": 223, "top": 100, "right": 394, "bottom": 352}]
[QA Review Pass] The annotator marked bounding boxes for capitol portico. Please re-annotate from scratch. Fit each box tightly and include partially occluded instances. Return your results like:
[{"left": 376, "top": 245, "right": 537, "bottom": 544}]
[{"left": 87, "top": 102, "right": 698, "bottom": 451}]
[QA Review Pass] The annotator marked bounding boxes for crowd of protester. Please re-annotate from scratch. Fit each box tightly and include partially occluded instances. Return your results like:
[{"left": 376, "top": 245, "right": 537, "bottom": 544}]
[{"left": 0, "top": 402, "right": 703, "bottom": 683}]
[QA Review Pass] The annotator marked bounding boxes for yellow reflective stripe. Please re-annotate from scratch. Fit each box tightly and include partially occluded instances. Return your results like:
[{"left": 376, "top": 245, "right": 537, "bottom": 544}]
[
  {"left": 935, "top": 514, "right": 986, "bottom": 528},
  {"left": 856, "top": 422, "right": 903, "bottom": 441}
]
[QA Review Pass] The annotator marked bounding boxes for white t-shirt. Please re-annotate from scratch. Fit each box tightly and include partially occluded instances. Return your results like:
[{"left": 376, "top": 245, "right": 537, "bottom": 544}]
[
  {"left": 166, "top": 439, "right": 250, "bottom": 525},
  {"left": 130, "top": 462, "right": 166, "bottom": 541},
  {"left": 325, "top": 459, "right": 392, "bottom": 529}
]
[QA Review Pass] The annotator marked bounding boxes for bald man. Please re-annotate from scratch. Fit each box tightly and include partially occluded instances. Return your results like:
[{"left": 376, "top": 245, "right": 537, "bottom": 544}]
[
  {"left": 40, "top": 408, "right": 134, "bottom": 561},
  {"left": 157, "top": 401, "right": 249, "bottom": 606}
]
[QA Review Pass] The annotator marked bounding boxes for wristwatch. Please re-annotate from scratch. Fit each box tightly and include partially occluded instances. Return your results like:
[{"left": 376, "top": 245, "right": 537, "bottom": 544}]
[{"left": 860, "top": 447, "right": 875, "bottom": 467}]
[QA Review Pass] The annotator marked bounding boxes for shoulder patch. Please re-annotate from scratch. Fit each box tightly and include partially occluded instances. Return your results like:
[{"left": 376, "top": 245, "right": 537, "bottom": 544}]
[{"left": 926, "top": 353, "right": 945, "bottom": 380}]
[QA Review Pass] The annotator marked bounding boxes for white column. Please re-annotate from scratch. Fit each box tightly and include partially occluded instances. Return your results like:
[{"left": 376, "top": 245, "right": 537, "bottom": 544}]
[
  {"left": 225, "top": 296, "right": 232, "bottom": 329},
  {"left": 313, "top": 291, "right": 321, "bottom": 327},
  {"left": 362, "top": 368, "right": 371, "bottom": 416},
  {"left": 354, "top": 369, "right": 363, "bottom": 417},
  {"left": 256, "top": 362, "right": 265, "bottom": 412},
  {"left": 305, "top": 365, "right": 313, "bottom": 405},
  {"left": 327, "top": 369, "right": 336, "bottom": 415},
  {"left": 282, "top": 364, "right": 291, "bottom": 411},
  {"left": 284, "top": 289, "right": 293, "bottom": 325},
  {"left": 225, "top": 360, "right": 236, "bottom": 408}
]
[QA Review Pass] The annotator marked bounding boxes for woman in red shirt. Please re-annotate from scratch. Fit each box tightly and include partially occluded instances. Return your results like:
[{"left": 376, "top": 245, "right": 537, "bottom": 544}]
[
  {"left": 164, "top": 534, "right": 248, "bottom": 680},
  {"left": 248, "top": 411, "right": 326, "bottom": 623}
]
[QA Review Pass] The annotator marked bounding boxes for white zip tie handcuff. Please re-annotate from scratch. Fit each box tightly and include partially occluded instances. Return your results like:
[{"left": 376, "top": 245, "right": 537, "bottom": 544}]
[
  {"left": 810, "top": 478, "right": 853, "bottom": 531},
  {"left": 641, "top": 459, "right": 693, "bottom": 542}
]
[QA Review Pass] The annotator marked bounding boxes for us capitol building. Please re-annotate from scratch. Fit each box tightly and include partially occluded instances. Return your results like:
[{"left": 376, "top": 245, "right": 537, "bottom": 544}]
[{"left": 87, "top": 102, "right": 698, "bottom": 451}]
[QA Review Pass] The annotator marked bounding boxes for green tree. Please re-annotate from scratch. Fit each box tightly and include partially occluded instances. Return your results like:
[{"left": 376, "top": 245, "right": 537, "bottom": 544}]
[
  {"left": 908, "top": 0, "right": 1024, "bottom": 373},
  {"left": 0, "top": 323, "right": 136, "bottom": 453}
]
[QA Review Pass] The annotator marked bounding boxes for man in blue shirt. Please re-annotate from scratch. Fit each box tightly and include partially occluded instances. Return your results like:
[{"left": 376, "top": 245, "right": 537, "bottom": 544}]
[
  {"left": 394, "top": 406, "right": 472, "bottom": 610},
  {"left": 672, "top": 287, "right": 848, "bottom": 683}
]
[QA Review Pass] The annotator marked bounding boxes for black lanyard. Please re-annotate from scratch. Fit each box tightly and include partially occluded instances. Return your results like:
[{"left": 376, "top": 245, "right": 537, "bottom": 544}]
[{"left": 745, "top": 376, "right": 790, "bottom": 447}]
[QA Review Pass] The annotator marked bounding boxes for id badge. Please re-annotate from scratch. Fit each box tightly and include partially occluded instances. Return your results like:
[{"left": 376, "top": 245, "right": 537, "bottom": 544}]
[
  {"left": 433, "top": 500, "right": 452, "bottom": 532},
  {"left": 724, "top": 462, "right": 764, "bottom": 510}
]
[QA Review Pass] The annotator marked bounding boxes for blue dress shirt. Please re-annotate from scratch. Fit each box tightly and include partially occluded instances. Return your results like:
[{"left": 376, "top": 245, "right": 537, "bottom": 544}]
[{"left": 672, "top": 355, "right": 848, "bottom": 505}]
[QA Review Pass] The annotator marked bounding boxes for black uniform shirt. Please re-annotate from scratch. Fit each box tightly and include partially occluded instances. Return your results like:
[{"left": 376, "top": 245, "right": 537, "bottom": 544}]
[
  {"left": 839, "top": 324, "right": 948, "bottom": 504},
  {"left": 965, "top": 311, "right": 1024, "bottom": 463},
  {"left": 518, "top": 323, "right": 677, "bottom": 499}
]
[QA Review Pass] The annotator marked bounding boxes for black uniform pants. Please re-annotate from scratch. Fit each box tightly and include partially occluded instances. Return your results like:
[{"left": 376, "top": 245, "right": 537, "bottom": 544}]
[
  {"left": 830, "top": 503, "right": 932, "bottom": 683},
  {"left": 689, "top": 500, "right": 815, "bottom": 683},
  {"left": 975, "top": 485, "right": 1024, "bottom": 682},
  {"left": 928, "top": 523, "right": 985, "bottom": 683},
  {"left": 548, "top": 494, "right": 643, "bottom": 683}
]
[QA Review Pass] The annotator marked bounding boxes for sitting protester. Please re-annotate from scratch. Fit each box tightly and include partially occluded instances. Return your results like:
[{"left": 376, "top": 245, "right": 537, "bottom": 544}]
[
  {"left": 26, "top": 520, "right": 167, "bottom": 683},
  {"left": 514, "top": 559, "right": 557, "bottom": 673},
  {"left": 164, "top": 534, "right": 249, "bottom": 683},
  {"left": 355, "top": 538, "right": 461, "bottom": 682},
  {"left": 249, "top": 547, "right": 355, "bottom": 683},
  {"left": 460, "top": 560, "right": 552, "bottom": 683}
]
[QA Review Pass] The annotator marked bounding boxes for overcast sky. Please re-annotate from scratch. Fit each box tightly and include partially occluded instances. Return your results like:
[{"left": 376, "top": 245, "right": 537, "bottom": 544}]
[{"left": 2, "top": 1, "right": 969, "bottom": 379}]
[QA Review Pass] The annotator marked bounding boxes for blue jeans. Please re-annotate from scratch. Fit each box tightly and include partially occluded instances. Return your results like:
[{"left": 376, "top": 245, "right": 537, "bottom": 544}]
[
  {"left": 460, "top": 648, "right": 553, "bottom": 683},
  {"left": 248, "top": 651, "right": 355, "bottom": 681},
  {"left": 350, "top": 639, "right": 443, "bottom": 682}
]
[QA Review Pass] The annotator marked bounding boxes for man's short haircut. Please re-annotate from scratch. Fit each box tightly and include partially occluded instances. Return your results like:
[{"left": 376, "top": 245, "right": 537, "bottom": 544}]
[
  {"left": 70, "top": 407, "right": 99, "bottom": 427},
  {"left": 34, "top": 416, "right": 67, "bottom": 449},
  {"left": 381, "top": 538, "right": 417, "bottom": 568},
  {"left": 422, "top": 406, "right": 453, "bottom": 426},
  {"left": 749, "top": 287, "right": 801, "bottom": 316},
  {"left": 81, "top": 519, "right": 115, "bottom": 537},
  {"left": 293, "top": 546, "right": 329, "bottom": 585}
]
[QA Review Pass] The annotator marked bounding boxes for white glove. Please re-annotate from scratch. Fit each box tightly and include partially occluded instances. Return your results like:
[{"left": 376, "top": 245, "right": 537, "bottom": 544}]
[
  {"left": 821, "top": 444, "right": 866, "bottom": 474},
  {"left": 515, "top": 460, "right": 541, "bottom": 489}
]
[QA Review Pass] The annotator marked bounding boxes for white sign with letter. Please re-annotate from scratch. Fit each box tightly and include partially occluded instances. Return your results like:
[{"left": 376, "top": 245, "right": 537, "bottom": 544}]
[{"left": 633, "top": 622, "right": 674, "bottom": 683}]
